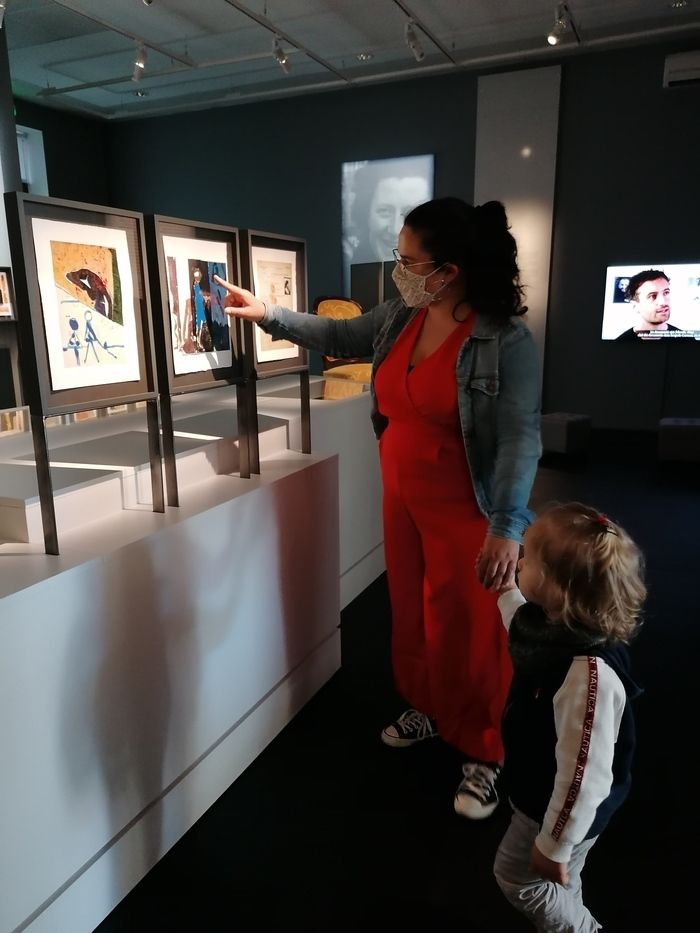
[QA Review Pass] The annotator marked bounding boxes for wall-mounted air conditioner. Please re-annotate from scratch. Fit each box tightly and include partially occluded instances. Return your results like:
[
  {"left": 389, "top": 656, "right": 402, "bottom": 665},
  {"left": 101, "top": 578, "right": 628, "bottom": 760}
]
[{"left": 663, "top": 50, "right": 700, "bottom": 88}]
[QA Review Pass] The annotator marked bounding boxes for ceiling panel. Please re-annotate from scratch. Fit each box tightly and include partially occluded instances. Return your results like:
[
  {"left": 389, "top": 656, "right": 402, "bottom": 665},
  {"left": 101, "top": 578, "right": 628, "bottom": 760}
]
[{"left": 5, "top": 0, "right": 700, "bottom": 119}]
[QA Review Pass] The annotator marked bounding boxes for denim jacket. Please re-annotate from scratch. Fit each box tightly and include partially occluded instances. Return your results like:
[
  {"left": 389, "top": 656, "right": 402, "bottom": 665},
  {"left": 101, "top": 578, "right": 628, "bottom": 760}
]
[{"left": 259, "top": 299, "right": 541, "bottom": 542}]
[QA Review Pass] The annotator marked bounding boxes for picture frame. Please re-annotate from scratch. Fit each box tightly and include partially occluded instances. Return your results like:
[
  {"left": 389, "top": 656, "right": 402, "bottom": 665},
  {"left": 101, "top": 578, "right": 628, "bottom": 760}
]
[
  {"left": 0, "top": 267, "right": 16, "bottom": 320},
  {"left": 4, "top": 193, "right": 158, "bottom": 415},
  {"left": 238, "top": 229, "right": 309, "bottom": 377},
  {"left": 145, "top": 215, "right": 247, "bottom": 394},
  {"left": 4, "top": 192, "right": 164, "bottom": 554},
  {"left": 144, "top": 214, "right": 256, "bottom": 504}
]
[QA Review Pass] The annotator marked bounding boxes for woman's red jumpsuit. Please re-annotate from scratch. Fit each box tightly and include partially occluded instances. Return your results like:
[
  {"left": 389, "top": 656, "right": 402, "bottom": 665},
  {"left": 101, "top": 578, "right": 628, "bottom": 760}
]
[{"left": 375, "top": 307, "right": 512, "bottom": 763}]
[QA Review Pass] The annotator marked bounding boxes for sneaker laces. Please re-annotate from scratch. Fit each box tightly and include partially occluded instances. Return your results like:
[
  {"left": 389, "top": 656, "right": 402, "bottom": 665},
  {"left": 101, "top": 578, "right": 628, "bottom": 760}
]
[
  {"left": 396, "top": 708, "right": 435, "bottom": 738},
  {"left": 457, "top": 762, "right": 500, "bottom": 801}
]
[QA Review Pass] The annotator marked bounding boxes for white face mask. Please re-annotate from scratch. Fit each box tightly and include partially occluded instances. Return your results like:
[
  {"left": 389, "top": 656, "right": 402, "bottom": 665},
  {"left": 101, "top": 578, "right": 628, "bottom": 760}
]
[{"left": 391, "top": 261, "right": 446, "bottom": 308}]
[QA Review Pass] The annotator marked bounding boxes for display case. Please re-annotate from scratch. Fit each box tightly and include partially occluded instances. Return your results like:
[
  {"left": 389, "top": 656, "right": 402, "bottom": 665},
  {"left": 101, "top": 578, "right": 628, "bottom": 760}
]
[
  {"left": 239, "top": 229, "right": 311, "bottom": 463},
  {"left": 145, "top": 214, "right": 256, "bottom": 505},
  {"left": 4, "top": 192, "right": 164, "bottom": 553}
]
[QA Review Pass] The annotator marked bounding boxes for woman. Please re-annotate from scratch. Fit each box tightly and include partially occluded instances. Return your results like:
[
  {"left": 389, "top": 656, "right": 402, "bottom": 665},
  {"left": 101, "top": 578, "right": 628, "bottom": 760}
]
[{"left": 214, "top": 197, "right": 541, "bottom": 819}]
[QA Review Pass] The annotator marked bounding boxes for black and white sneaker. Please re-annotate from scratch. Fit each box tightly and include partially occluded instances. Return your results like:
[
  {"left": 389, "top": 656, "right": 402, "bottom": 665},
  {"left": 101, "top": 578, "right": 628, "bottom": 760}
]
[
  {"left": 381, "top": 709, "right": 437, "bottom": 748},
  {"left": 454, "top": 761, "right": 501, "bottom": 819}
]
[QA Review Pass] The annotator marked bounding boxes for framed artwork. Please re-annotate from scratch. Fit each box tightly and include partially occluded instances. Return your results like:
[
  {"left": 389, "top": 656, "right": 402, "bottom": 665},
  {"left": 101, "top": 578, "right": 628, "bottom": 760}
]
[
  {"left": 0, "top": 267, "right": 16, "bottom": 320},
  {"left": 4, "top": 193, "right": 158, "bottom": 415},
  {"left": 239, "top": 229, "right": 308, "bottom": 377},
  {"left": 341, "top": 154, "right": 434, "bottom": 293},
  {"left": 3, "top": 192, "right": 163, "bottom": 553},
  {"left": 146, "top": 216, "right": 245, "bottom": 394}
]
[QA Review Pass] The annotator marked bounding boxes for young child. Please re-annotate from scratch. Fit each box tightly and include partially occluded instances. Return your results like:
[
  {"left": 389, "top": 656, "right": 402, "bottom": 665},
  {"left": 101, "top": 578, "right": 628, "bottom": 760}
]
[{"left": 493, "top": 502, "right": 646, "bottom": 933}]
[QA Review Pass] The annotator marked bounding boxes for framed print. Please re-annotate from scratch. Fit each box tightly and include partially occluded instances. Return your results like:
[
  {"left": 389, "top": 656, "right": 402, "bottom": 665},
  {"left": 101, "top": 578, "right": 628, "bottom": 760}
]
[
  {"left": 0, "top": 267, "right": 16, "bottom": 320},
  {"left": 341, "top": 154, "right": 434, "bottom": 292},
  {"left": 239, "top": 229, "right": 308, "bottom": 377},
  {"left": 4, "top": 193, "right": 157, "bottom": 415},
  {"left": 4, "top": 192, "right": 163, "bottom": 553},
  {"left": 146, "top": 216, "right": 245, "bottom": 394},
  {"left": 31, "top": 217, "right": 141, "bottom": 391}
]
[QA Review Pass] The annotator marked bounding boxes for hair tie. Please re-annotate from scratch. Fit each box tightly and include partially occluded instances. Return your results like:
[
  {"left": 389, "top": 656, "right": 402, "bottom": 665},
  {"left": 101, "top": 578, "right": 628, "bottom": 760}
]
[{"left": 595, "top": 513, "right": 618, "bottom": 536}]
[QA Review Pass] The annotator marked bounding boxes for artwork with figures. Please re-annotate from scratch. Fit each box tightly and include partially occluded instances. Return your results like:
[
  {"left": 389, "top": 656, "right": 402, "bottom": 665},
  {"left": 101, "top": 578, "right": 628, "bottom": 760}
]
[
  {"left": 341, "top": 154, "right": 434, "bottom": 292},
  {"left": 251, "top": 244, "right": 298, "bottom": 362},
  {"left": 0, "top": 268, "right": 15, "bottom": 319},
  {"left": 31, "top": 218, "right": 141, "bottom": 391},
  {"left": 162, "top": 235, "right": 232, "bottom": 374}
]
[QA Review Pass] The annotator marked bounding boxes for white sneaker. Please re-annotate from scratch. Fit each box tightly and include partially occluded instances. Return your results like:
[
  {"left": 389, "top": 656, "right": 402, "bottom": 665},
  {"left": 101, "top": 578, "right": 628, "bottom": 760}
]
[
  {"left": 454, "top": 761, "right": 501, "bottom": 819},
  {"left": 381, "top": 709, "right": 438, "bottom": 748}
]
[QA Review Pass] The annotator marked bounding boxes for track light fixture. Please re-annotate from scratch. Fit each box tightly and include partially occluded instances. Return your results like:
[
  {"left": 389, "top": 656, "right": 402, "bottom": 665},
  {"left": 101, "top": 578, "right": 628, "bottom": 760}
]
[
  {"left": 546, "top": 2, "right": 580, "bottom": 47},
  {"left": 132, "top": 44, "right": 147, "bottom": 81},
  {"left": 273, "top": 36, "right": 290, "bottom": 74},
  {"left": 405, "top": 20, "right": 425, "bottom": 63}
]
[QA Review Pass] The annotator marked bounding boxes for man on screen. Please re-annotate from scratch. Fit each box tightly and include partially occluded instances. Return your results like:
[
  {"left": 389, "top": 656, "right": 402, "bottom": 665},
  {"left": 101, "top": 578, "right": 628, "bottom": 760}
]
[{"left": 615, "top": 269, "right": 681, "bottom": 340}]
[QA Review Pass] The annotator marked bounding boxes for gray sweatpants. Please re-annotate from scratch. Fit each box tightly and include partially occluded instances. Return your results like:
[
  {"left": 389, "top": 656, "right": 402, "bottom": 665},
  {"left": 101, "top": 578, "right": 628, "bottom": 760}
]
[{"left": 493, "top": 807, "right": 602, "bottom": 933}]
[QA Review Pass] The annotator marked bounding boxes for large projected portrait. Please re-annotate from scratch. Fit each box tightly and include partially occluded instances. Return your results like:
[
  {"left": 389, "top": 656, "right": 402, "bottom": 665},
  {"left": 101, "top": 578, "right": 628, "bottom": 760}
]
[
  {"left": 31, "top": 217, "right": 141, "bottom": 391},
  {"left": 601, "top": 263, "right": 700, "bottom": 341},
  {"left": 342, "top": 154, "right": 434, "bottom": 290},
  {"left": 162, "top": 235, "right": 232, "bottom": 375}
]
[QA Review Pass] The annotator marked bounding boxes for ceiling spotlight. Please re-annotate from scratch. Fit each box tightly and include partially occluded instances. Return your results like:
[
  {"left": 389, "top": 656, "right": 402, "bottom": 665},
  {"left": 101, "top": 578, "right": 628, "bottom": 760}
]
[
  {"left": 356, "top": 52, "right": 374, "bottom": 62},
  {"left": 132, "top": 44, "right": 147, "bottom": 81},
  {"left": 134, "top": 89, "right": 149, "bottom": 98},
  {"left": 0, "top": 1, "right": 6, "bottom": 31},
  {"left": 273, "top": 36, "right": 290, "bottom": 74},
  {"left": 546, "top": 2, "right": 580, "bottom": 46},
  {"left": 405, "top": 20, "right": 425, "bottom": 63},
  {"left": 547, "top": 6, "right": 567, "bottom": 45}
]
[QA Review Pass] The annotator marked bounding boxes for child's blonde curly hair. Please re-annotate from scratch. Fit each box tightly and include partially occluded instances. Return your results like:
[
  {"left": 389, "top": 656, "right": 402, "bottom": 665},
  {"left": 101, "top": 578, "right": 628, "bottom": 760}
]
[{"left": 528, "top": 502, "right": 646, "bottom": 643}]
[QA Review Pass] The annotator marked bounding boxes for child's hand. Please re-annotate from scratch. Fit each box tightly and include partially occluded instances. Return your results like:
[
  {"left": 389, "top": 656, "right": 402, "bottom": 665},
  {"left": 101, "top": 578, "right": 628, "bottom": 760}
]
[
  {"left": 496, "top": 581, "right": 518, "bottom": 595},
  {"left": 530, "top": 843, "right": 569, "bottom": 885}
]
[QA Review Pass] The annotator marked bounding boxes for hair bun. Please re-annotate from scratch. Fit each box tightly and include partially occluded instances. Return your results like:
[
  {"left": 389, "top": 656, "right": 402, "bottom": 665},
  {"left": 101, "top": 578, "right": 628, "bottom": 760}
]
[{"left": 475, "top": 200, "right": 509, "bottom": 231}]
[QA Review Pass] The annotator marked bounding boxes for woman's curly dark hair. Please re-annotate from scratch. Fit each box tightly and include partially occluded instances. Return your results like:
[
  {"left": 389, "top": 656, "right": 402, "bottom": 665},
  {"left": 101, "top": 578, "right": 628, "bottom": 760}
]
[{"left": 404, "top": 197, "right": 526, "bottom": 325}]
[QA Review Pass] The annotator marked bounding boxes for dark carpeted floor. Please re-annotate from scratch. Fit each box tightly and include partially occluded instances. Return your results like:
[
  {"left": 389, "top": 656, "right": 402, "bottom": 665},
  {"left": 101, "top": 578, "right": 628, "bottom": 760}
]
[{"left": 96, "top": 432, "right": 697, "bottom": 932}]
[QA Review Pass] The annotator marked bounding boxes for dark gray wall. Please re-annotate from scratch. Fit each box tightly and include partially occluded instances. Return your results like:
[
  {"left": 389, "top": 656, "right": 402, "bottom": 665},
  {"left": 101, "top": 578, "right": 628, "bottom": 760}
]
[
  {"left": 103, "top": 75, "right": 477, "bottom": 312},
  {"left": 12, "top": 43, "right": 700, "bottom": 430},
  {"left": 545, "top": 42, "right": 700, "bottom": 429}
]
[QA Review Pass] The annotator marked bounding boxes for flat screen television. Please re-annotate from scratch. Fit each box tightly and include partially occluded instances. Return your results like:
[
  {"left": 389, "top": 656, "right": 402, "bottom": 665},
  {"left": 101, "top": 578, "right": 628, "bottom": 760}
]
[{"left": 601, "top": 263, "right": 700, "bottom": 341}]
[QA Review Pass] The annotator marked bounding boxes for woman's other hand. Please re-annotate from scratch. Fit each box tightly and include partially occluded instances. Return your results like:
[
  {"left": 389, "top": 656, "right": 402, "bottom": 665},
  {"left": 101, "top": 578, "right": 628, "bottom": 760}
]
[
  {"left": 476, "top": 534, "right": 519, "bottom": 591},
  {"left": 213, "top": 275, "right": 267, "bottom": 323}
]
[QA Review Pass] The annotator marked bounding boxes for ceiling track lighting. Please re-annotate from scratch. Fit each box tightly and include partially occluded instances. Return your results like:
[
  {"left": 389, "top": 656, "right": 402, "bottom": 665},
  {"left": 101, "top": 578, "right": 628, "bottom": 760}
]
[
  {"left": 546, "top": 2, "right": 580, "bottom": 47},
  {"left": 132, "top": 44, "right": 147, "bottom": 81},
  {"left": 272, "top": 36, "right": 290, "bottom": 74},
  {"left": 405, "top": 19, "right": 425, "bottom": 63}
]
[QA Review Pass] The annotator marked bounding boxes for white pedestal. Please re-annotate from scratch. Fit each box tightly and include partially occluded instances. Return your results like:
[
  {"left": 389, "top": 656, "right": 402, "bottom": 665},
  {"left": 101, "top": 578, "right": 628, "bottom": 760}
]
[{"left": 0, "top": 452, "right": 340, "bottom": 933}]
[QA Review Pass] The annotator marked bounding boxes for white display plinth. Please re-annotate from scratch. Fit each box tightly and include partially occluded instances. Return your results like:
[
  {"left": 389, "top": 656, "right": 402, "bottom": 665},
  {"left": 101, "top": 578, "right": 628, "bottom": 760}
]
[
  {"left": 0, "top": 378, "right": 384, "bottom": 605},
  {"left": 0, "top": 451, "right": 340, "bottom": 933},
  {"left": 0, "top": 373, "right": 384, "bottom": 933}
]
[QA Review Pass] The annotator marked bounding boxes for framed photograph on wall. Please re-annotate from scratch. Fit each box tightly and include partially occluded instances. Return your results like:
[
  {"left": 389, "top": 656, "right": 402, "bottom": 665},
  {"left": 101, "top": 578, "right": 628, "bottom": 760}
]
[
  {"left": 4, "top": 193, "right": 158, "bottom": 414},
  {"left": 341, "top": 154, "right": 434, "bottom": 293},
  {"left": 0, "top": 267, "right": 16, "bottom": 320},
  {"left": 146, "top": 215, "right": 245, "bottom": 394},
  {"left": 239, "top": 229, "right": 308, "bottom": 377}
]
